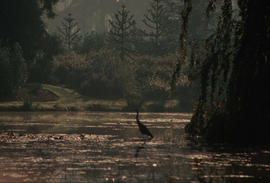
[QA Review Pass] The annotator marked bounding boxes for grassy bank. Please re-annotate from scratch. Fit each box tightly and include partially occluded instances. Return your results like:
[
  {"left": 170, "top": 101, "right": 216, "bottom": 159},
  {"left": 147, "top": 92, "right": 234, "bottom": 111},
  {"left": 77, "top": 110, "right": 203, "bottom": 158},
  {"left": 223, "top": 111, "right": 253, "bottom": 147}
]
[{"left": 0, "top": 84, "right": 181, "bottom": 112}]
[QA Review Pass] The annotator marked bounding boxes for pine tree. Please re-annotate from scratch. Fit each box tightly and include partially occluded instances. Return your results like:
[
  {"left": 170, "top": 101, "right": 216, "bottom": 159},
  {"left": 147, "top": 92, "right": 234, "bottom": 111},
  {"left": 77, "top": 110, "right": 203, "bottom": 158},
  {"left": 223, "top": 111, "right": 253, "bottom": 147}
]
[
  {"left": 108, "top": 5, "right": 135, "bottom": 62},
  {"left": 58, "top": 13, "right": 81, "bottom": 51},
  {"left": 143, "top": 0, "right": 167, "bottom": 55}
]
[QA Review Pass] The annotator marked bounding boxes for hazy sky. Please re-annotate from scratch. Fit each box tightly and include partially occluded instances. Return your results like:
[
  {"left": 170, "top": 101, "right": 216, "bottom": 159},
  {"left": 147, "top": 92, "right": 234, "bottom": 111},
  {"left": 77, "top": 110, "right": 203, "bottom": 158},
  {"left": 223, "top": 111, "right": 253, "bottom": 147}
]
[
  {"left": 47, "top": 0, "right": 149, "bottom": 33},
  {"left": 46, "top": 0, "right": 239, "bottom": 35}
]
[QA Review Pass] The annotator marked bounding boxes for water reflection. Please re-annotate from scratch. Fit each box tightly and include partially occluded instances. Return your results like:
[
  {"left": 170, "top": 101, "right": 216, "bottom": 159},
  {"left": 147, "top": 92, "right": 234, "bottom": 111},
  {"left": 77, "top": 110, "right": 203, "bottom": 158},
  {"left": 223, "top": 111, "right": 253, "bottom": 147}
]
[
  {"left": 0, "top": 112, "right": 269, "bottom": 183},
  {"left": 134, "top": 141, "right": 146, "bottom": 158}
]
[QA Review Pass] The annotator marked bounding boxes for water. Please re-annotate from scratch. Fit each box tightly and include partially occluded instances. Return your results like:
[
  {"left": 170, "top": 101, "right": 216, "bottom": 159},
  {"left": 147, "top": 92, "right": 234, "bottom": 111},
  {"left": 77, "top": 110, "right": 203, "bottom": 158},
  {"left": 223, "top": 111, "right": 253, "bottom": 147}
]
[{"left": 0, "top": 112, "right": 269, "bottom": 183}]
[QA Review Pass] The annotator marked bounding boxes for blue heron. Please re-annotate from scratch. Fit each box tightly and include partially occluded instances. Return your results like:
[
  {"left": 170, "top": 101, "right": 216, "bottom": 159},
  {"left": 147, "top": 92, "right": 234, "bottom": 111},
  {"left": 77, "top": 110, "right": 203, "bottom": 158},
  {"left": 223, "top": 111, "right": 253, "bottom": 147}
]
[{"left": 135, "top": 110, "right": 153, "bottom": 139}]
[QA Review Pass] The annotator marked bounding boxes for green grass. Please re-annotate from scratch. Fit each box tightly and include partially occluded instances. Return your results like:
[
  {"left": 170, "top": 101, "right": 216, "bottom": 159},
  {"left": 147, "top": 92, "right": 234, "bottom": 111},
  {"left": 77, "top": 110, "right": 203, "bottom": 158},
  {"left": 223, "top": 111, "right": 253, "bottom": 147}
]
[
  {"left": 42, "top": 84, "right": 84, "bottom": 103},
  {"left": 0, "top": 84, "right": 180, "bottom": 112},
  {"left": 40, "top": 84, "right": 127, "bottom": 111}
]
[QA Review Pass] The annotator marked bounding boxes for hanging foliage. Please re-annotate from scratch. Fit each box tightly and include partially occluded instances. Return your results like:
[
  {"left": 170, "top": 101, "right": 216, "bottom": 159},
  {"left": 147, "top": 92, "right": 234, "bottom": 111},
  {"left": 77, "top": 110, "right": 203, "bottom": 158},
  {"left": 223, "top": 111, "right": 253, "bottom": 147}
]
[
  {"left": 171, "top": 0, "right": 193, "bottom": 91},
  {"left": 186, "top": 0, "right": 270, "bottom": 144}
]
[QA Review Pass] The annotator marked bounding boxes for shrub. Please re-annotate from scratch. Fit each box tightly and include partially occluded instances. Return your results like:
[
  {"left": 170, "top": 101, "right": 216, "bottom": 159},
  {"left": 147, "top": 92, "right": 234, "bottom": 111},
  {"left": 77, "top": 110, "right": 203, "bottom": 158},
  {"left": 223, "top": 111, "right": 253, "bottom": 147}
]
[
  {"left": 0, "top": 43, "right": 27, "bottom": 99},
  {"left": 52, "top": 49, "right": 125, "bottom": 99}
]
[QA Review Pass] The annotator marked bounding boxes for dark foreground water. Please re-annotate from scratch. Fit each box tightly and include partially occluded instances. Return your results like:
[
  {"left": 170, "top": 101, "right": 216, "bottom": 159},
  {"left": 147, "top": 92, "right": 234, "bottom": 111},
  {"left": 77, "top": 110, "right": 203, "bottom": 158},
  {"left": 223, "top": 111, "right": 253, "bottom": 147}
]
[{"left": 0, "top": 112, "right": 269, "bottom": 183}]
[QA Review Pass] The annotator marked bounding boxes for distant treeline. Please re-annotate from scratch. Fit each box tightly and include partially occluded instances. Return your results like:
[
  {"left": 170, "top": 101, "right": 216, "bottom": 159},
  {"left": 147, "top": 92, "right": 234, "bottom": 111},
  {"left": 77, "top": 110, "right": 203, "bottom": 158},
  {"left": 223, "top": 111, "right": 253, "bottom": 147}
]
[{"left": 1, "top": 0, "right": 205, "bottom": 112}]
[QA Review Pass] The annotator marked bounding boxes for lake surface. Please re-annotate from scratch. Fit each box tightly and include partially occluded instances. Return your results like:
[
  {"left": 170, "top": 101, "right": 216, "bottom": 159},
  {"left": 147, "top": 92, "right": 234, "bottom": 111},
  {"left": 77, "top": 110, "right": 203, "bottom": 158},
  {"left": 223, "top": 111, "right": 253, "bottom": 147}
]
[{"left": 0, "top": 112, "right": 269, "bottom": 183}]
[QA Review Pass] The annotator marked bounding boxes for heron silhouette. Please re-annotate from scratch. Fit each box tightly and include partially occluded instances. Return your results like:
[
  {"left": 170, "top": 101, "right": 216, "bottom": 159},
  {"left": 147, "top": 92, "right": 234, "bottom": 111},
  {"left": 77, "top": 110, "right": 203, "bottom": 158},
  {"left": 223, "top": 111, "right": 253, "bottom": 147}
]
[{"left": 135, "top": 110, "right": 153, "bottom": 139}]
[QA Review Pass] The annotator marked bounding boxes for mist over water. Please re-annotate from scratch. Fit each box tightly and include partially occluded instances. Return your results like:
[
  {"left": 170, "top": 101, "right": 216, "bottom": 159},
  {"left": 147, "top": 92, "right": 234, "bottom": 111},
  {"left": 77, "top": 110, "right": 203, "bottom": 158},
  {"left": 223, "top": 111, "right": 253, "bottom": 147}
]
[{"left": 0, "top": 112, "right": 269, "bottom": 183}]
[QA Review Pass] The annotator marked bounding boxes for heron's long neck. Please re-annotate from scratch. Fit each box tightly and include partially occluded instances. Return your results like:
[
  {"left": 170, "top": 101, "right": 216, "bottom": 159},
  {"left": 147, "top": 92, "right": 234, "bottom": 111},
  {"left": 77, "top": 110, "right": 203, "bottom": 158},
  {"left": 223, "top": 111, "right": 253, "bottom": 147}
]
[{"left": 136, "top": 111, "right": 140, "bottom": 123}]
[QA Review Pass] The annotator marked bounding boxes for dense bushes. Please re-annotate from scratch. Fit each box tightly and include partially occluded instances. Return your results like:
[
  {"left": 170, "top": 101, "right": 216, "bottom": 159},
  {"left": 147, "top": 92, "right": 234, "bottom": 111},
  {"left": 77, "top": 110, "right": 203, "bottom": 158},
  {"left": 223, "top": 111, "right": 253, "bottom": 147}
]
[
  {"left": 52, "top": 49, "right": 124, "bottom": 99},
  {"left": 51, "top": 49, "right": 188, "bottom": 103}
]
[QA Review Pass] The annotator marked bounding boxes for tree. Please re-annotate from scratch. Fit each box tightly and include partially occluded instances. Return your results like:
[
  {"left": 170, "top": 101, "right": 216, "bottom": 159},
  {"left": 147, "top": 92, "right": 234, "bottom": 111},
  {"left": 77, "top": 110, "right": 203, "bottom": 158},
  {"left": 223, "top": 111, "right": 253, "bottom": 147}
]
[
  {"left": 186, "top": 0, "right": 270, "bottom": 144},
  {"left": 0, "top": 0, "right": 59, "bottom": 84},
  {"left": 0, "top": 43, "right": 27, "bottom": 98},
  {"left": 171, "top": 0, "right": 192, "bottom": 91},
  {"left": 0, "top": 0, "right": 58, "bottom": 61},
  {"left": 58, "top": 13, "right": 81, "bottom": 51},
  {"left": 108, "top": 5, "right": 136, "bottom": 62},
  {"left": 143, "top": 0, "right": 167, "bottom": 55},
  {"left": 161, "top": 0, "right": 183, "bottom": 53},
  {"left": 75, "top": 31, "right": 106, "bottom": 56}
]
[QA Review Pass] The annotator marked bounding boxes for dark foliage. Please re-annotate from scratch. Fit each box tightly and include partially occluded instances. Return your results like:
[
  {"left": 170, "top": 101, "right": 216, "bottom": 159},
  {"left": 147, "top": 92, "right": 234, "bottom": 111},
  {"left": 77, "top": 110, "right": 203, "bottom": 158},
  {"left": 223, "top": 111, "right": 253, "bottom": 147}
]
[
  {"left": 0, "top": 44, "right": 27, "bottom": 98},
  {"left": 0, "top": 0, "right": 59, "bottom": 86},
  {"left": 28, "top": 34, "right": 63, "bottom": 83},
  {"left": 0, "top": 0, "right": 58, "bottom": 61},
  {"left": 186, "top": 0, "right": 270, "bottom": 144},
  {"left": 75, "top": 32, "right": 106, "bottom": 55}
]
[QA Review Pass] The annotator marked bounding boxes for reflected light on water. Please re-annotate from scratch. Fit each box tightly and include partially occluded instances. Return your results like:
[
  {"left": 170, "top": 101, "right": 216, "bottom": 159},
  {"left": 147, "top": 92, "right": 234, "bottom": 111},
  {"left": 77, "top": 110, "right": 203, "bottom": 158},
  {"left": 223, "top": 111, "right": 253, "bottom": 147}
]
[{"left": 0, "top": 112, "right": 269, "bottom": 183}]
